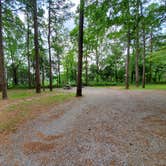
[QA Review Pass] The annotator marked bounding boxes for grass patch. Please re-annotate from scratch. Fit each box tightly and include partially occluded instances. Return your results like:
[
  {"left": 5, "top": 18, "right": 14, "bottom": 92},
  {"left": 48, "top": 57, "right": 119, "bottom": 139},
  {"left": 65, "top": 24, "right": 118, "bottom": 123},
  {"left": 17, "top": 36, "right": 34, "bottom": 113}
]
[
  {"left": 0, "top": 90, "right": 74, "bottom": 133},
  {"left": 6, "top": 89, "right": 53, "bottom": 100},
  {"left": 114, "top": 84, "right": 166, "bottom": 90}
]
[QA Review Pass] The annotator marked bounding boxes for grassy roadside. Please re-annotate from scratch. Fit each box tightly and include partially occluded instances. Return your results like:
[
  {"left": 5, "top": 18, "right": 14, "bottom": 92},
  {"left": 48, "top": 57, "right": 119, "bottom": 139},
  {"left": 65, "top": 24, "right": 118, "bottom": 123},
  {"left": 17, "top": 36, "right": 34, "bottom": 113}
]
[
  {"left": 116, "top": 84, "right": 166, "bottom": 90},
  {"left": 88, "top": 83, "right": 166, "bottom": 90},
  {"left": 0, "top": 90, "right": 74, "bottom": 133}
]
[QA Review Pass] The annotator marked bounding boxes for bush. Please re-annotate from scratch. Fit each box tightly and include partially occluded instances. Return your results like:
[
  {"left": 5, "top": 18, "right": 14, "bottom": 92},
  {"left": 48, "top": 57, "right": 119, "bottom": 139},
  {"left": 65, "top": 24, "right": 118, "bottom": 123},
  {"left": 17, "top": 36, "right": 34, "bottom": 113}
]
[{"left": 88, "top": 81, "right": 117, "bottom": 87}]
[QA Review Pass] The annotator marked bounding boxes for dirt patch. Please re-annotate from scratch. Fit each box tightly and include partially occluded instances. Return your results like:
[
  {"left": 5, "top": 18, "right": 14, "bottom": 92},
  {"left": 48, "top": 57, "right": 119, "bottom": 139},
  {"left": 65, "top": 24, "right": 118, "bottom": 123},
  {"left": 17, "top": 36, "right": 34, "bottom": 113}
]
[
  {"left": 109, "top": 160, "right": 116, "bottom": 166},
  {"left": 36, "top": 132, "right": 63, "bottom": 141},
  {"left": 143, "top": 115, "right": 166, "bottom": 126},
  {"left": 0, "top": 132, "right": 11, "bottom": 144},
  {"left": 84, "top": 159, "right": 94, "bottom": 166},
  {"left": 48, "top": 112, "right": 64, "bottom": 120},
  {"left": 147, "top": 152, "right": 166, "bottom": 162},
  {"left": 23, "top": 142, "right": 55, "bottom": 154}
]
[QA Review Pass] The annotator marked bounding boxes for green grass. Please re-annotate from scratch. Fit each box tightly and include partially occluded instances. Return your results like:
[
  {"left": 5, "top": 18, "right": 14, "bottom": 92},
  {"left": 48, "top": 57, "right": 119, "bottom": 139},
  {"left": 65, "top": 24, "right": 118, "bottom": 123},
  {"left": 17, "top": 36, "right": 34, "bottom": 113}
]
[
  {"left": 0, "top": 90, "right": 74, "bottom": 133},
  {"left": 116, "top": 84, "right": 166, "bottom": 90},
  {"left": 7, "top": 89, "right": 36, "bottom": 100}
]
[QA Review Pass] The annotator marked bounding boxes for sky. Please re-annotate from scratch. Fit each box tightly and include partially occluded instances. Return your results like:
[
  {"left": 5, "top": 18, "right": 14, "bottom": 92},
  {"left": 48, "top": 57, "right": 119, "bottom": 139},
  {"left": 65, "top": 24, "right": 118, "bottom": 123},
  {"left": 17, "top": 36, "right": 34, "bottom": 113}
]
[
  {"left": 64, "top": 0, "right": 80, "bottom": 30},
  {"left": 71, "top": 0, "right": 80, "bottom": 11},
  {"left": 18, "top": 0, "right": 80, "bottom": 31}
]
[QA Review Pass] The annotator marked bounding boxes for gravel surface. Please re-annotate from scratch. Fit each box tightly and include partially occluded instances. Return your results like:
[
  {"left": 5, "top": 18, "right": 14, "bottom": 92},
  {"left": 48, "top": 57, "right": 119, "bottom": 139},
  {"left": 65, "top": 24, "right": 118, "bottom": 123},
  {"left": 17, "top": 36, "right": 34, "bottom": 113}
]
[{"left": 0, "top": 87, "right": 166, "bottom": 166}]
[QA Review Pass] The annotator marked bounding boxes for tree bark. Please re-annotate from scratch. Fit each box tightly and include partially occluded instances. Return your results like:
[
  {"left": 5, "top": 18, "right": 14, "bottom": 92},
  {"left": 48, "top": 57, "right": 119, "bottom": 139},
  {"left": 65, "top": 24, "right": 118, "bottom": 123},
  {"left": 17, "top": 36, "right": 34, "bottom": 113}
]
[
  {"left": 76, "top": 0, "right": 84, "bottom": 97},
  {"left": 33, "top": 0, "right": 41, "bottom": 93},
  {"left": 0, "top": 0, "right": 7, "bottom": 99},
  {"left": 12, "top": 66, "right": 18, "bottom": 85},
  {"left": 57, "top": 54, "right": 61, "bottom": 87},
  {"left": 125, "top": 24, "right": 130, "bottom": 89},
  {"left": 27, "top": 12, "right": 31, "bottom": 89},
  {"left": 42, "top": 62, "right": 45, "bottom": 91},
  {"left": 149, "top": 30, "right": 153, "bottom": 83},
  {"left": 48, "top": 0, "right": 53, "bottom": 91},
  {"left": 125, "top": 1, "right": 130, "bottom": 89},
  {"left": 141, "top": 2, "right": 146, "bottom": 88},
  {"left": 96, "top": 46, "right": 99, "bottom": 83},
  {"left": 135, "top": 0, "right": 140, "bottom": 87},
  {"left": 85, "top": 55, "right": 88, "bottom": 86},
  {"left": 114, "top": 58, "right": 118, "bottom": 82}
]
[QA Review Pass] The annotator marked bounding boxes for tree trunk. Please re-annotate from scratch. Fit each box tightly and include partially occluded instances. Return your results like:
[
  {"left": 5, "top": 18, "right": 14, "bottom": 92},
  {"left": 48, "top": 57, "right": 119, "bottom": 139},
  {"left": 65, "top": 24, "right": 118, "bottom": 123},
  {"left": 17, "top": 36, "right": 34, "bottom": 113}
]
[
  {"left": 131, "top": 71, "right": 134, "bottom": 84},
  {"left": 125, "top": 1, "right": 130, "bottom": 89},
  {"left": 96, "top": 46, "right": 99, "bottom": 83},
  {"left": 76, "top": 0, "right": 84, "bottom": 97},
  {"left": 149, "top": 30, "right": 153, "bottom": 83},
  {"left": 0, "top": 0, "right": 7, "bottom": 99},
  {"left": 114, "top": 59, "right": 118, "bottom": 82},
  {"left": 85, "top": 55, "right": 88, "bottom": 86},
  {"left": 125, "top": 25, "right": 130, "bottom": 89},
  {"left": 66, "top": 66, "right": 69, "bottom": 84},
  {"left": 27, "top": 12, "right": 31, "bottom": 89},
  {"left": 33, "top": 0, "right": 41, "bottom": 93},
  {"left": 13, "top": 66, "right": 18, "bottom": 85},
  {"left": 57, "top": 55, "right": 61, "bottom": 87},
  {"left": 42, "top": 62, "right": 45, "bottom": 91},
  {"left": 48, "top": 0, "right": 53, "bottom": 91},
  {"left": 141, "top": 2, "right": 146, "bottom": 88},
  {"left": 135, "top": 0, "right": 140, "bottom": 87}
]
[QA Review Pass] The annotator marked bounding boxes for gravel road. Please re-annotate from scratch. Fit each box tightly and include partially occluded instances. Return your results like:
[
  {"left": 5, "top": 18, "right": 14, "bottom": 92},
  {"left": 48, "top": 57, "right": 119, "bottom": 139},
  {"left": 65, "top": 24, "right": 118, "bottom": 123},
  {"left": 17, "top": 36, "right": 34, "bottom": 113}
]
[{"left": 0, "top": 87, "right": 166, "bottom": 166}]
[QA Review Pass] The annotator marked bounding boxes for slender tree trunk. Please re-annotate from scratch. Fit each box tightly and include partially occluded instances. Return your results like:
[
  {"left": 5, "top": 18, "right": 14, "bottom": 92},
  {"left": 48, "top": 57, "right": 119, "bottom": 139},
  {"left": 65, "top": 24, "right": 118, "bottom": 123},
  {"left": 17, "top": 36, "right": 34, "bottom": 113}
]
[
  {"left": 85, "top": 55, "right": 88, "bottom": 86},
  {"left": 125, "top": 25, "right": 130, "bottom": 89},
  {"left": 154, "top": 70, "right": 157, "bottom": 83},
  {"left": 141, "top": 2, "right": 146, "bottom": 88},
  {"left": 149, "top": 29, "right": 153, "bottom": 83},
  {"left": 125, "top": 1, "right": 130, "bottom": 89},
  {"left": 48, "top": 0, "right": 53, "bottom": 91},
  {"left": 42, "top": 62, "right": 45, "bottom": 92},
  {"left": 0, "top": 0, "right": 7, "bottom": 99},
  {"left": 76, "top": 0, "right": 84, "bottom": 97},
  {"left": 96, "top": 46, "right": 99, "bottom": 83},
  {"left": 135, "top": 0, "right": 140, "bottom": 87},
  {"left": 13, "top": 67, "right": 18, "bottom": 85},
  {"left": 33, "top": 0, "right": 41, "bottom": 93},
  {"left": 114, "top": 58, "right": 118, "bottom": 82},
  {"left": 57, "top": 55, "right": 61, "bottom": 87},
  {"left": 131, "top": 71, "right": 134, "bottom": 84},
  {"left": 27, "top": 12, "right": 31, "bottom": 89}
]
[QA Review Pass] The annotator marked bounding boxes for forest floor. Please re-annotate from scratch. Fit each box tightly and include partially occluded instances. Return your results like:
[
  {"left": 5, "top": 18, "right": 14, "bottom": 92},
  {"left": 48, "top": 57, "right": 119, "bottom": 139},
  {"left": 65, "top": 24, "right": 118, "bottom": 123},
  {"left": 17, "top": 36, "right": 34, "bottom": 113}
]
[{"left": 0, "top": 87, "right": 166, "bottom": 166}]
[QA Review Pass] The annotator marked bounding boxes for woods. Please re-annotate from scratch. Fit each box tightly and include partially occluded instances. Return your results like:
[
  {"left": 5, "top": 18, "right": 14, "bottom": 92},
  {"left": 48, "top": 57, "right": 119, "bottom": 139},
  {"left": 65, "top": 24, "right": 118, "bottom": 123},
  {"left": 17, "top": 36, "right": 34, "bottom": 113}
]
[
  {"left": 0, "top": 1, "right": 166, "bottom": 164},
  {"left": 0, "top": 0, "right": 165, "bottom": 99}
]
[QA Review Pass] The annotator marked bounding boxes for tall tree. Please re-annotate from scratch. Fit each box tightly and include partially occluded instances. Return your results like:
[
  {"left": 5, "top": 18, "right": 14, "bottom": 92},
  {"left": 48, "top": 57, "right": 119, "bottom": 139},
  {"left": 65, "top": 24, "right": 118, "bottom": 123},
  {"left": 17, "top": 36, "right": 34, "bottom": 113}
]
[
  {"left": 26, "top": 7, "right": 31, "bottom": 89},
  {"left": 125, "top": 0, "right": 131, "bottom": 89},
  {"left": 135, "top": 0, "right": 140, "bottom": 87},
  {"left": 0, "top": 0, "right": 7, "bottom": 99},
  {"left": 33, "top": 0, "right": 41, "bottom": 93},
  {"left": 76, "top": 0, "right": 84, "bottom": 96},
  {"left": 141, "top": 1, "right": 146, "bottom": 88},
  {"left": 48, "top": 0, "right": 53, "bottom": 91}
]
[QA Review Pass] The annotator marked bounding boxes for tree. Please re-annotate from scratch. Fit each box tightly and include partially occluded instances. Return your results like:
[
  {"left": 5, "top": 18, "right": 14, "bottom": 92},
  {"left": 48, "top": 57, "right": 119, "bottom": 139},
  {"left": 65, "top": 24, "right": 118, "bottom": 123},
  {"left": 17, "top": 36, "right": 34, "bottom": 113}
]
[
  {"left": 33, "top": 0, "right": 41, "bottom": 93},
  {"left": 76, "top": 0, "right": 84, "bottom": 97},
  {"left": 125, "top": 0, "right": 131, "bottom": 89},
  {"left": 140, "top": 0, "right": 146, "bottom": 88},
  {"left": 48, "top": 0, "right": 53, "bottom": 91},
  {"left": 0, "top": 0, "right": 7, "bottom": 99},
  {"left": 135, "top": 0, "right": 140, "bottom": 87},
  {"left": 26, "top": 6, "right": 32, "bottom": 89}
]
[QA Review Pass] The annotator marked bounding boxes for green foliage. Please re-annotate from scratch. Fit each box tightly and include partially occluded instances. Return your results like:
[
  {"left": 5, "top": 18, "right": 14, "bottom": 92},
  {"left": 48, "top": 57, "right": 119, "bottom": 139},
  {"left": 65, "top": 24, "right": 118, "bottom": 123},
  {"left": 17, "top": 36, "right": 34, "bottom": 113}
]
[{"left": 147, "top": 47, "right": 166, "bottom": 65}]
